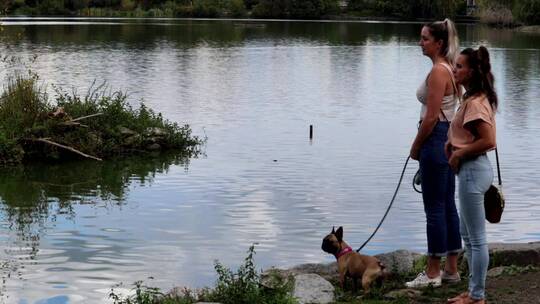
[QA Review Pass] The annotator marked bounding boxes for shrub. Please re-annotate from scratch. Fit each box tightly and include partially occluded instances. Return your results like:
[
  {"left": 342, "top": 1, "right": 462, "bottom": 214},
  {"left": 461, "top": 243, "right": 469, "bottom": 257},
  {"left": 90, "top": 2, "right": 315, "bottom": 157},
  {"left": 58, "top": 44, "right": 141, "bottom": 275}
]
[
  {"left": 229, "top": 0, "right": 247, "bottom": 17},
  {"left": 514, "top": 0, "right": 540, "bottom": 25},
  {"left": 192, "top": 0, "right": 221, "bottom": 17}
]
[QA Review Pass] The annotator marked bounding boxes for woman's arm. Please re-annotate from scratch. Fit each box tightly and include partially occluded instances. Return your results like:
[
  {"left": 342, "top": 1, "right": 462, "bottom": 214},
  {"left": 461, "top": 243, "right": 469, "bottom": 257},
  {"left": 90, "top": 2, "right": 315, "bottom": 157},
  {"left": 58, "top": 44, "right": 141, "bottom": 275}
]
[
  {"left": 448, "top": 120, "right": 496, "bottom": 171},
  {"left": 410, "top": 65, "right": 448, "bottom": 160}
]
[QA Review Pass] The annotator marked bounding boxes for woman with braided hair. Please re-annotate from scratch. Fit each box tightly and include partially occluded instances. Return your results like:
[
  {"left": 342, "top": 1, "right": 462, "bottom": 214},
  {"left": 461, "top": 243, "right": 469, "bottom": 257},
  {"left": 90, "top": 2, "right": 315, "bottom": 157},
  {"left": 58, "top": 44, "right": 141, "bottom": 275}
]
[{"left": 446, "top": 46, "right": 498, "bottom": 304}]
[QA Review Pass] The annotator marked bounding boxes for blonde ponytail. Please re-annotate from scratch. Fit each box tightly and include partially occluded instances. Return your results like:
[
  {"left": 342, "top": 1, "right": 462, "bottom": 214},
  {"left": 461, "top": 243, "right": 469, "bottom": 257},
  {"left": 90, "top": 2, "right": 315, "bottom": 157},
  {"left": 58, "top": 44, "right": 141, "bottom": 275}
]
[{"left": 443, "top": 18, "right": 459, "bottom": 65}]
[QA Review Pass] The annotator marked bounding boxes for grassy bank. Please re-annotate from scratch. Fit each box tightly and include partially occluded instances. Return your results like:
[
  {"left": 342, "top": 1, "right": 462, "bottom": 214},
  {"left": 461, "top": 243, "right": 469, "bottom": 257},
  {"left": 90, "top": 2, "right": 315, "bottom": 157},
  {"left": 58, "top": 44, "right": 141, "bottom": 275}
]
[
  {"left": 0, "top": 73, "right": 201, "bottom": 164},
  {"left": 109, "top": 245, "right": 540, "bottom": 304}
]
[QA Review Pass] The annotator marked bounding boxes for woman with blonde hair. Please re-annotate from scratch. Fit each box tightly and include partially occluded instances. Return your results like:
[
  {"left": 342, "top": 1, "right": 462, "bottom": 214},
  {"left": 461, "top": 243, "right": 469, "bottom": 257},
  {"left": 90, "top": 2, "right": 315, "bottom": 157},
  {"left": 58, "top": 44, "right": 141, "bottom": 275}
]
[{"left": 406, "top": 19, "right": 462, "bottom": 288}]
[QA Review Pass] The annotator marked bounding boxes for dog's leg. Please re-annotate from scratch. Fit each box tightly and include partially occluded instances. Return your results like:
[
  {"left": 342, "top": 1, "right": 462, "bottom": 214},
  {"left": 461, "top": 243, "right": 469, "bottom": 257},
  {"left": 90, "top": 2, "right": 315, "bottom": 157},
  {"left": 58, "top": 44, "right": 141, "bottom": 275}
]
[
  {"left": 352, "top": 277, "right": 358, "bottom": 294},
  {"left": 339, "top": 272, "right": 346, "bottom": 290},
  {"left": 361, "top": 267, "right": 381, "bottom": 294}
]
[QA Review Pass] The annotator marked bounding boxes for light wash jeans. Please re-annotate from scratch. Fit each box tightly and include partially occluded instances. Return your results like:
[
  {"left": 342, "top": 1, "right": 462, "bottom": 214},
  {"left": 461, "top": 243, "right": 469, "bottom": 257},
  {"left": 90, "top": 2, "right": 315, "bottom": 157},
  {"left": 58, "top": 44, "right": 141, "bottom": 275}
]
[{"left": 457, "top": 154, "right": 493, "bottom": 300}]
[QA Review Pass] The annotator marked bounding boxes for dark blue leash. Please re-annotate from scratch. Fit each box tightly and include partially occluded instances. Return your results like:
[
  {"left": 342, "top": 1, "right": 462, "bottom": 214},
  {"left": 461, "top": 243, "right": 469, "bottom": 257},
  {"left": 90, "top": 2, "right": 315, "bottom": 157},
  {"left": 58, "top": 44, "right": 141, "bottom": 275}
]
[{"left": 356, "top": 156, "right": 412, "bottom": 252}]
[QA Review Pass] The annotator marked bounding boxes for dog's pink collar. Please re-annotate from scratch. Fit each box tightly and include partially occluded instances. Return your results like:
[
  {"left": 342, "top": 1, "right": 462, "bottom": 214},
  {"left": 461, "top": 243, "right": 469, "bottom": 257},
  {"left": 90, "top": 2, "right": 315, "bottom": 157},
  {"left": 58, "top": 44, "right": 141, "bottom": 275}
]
[{"left": 335, "top": 246, "right": 353, "bottom": 259}]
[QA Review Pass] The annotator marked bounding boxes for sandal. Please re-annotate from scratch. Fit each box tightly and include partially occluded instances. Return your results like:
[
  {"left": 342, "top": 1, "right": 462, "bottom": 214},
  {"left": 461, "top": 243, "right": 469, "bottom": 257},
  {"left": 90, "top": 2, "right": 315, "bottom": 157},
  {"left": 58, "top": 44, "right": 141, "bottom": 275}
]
[{"left": 447, "top": 294, "right": 486, "bottom": 304}]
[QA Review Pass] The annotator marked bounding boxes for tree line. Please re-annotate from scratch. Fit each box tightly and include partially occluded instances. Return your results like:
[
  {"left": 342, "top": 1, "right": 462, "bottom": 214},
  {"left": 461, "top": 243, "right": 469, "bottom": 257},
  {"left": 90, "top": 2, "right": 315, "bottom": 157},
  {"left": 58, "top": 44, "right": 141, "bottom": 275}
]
[
  {"left": 0, "top": 0, "right": 463, "bottom": 19},
  {"left": 1, "top": 0, "right": 538, "bottom": 24}
]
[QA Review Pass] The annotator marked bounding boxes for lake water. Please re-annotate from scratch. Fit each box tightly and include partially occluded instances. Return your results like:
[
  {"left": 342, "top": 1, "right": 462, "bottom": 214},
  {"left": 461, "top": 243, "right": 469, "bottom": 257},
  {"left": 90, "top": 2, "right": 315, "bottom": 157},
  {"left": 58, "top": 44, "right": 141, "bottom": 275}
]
[{"left": 0, "top": 18, "right": 539, "bottom": 303}]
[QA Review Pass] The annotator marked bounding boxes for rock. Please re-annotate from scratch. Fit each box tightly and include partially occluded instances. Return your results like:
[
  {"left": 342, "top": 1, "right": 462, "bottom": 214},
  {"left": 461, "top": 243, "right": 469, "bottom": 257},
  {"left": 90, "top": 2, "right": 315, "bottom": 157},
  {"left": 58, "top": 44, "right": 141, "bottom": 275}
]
[
  {"left": 487, "top": 266, "right": 507, "bottom": 277},
  {"left": 87, "top": 132, "right": 102, "bottom": 147},
  {"left": 384, "top": 288, "right": 422, "bottom": 300},
  {"left": 293, "top": 274, "right": 334, "bottom": 304},
  {"left": 375, "top": 250, "right": 423, "bottom": 274},
  {"left": 260, "top": 268, "right": 294, "bottom": 289},
  {"left": 489, "top": 242, "right": 540, "bottom": 267},
  {"left": 118, "top": 126, "right": 137, "bottom": 136},
  {"left": 146, "top": 127, "right": 167, "bottom": 137},
  {"left": 262, "top": 263, "right": 339, "bottom": 283},
  {"left": 123, "top": 134, "right": 141, "bottom": 147},
  {"left": 147, "top": 143, "right": 161, "bottom": 150}
]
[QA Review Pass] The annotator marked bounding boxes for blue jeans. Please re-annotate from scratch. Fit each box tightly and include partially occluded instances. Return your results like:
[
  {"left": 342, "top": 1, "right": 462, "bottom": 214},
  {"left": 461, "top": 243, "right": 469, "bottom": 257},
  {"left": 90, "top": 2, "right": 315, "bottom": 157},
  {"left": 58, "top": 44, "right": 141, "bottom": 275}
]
[
  {"left": 419, "top": 121, "right": 462, "bottom": 257},
  {"left": 457, "top": 154, "right": 493, "bottom": 300}
]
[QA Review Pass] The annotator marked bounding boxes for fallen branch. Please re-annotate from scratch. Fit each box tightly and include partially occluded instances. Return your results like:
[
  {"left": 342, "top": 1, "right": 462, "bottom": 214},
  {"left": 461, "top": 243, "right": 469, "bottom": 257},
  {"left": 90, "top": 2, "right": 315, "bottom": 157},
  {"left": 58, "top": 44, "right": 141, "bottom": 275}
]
[
  {"left": 59, "top": 121, "right": 89, "bottom": 128},
  {"left": 70, "top": 112, "right": 104, "bottom": 122},
  {"left": 29, "top": 138, "right": 102, "bottom": 161}
]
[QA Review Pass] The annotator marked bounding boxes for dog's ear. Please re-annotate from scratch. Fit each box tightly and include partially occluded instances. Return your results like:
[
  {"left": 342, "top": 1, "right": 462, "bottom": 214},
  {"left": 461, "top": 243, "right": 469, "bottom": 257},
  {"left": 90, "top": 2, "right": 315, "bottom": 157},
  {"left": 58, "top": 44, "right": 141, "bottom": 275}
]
[
  {"left": 335, "top": 226, "right": 343, "bottom": 242},
  {"left": 331, "top": 226, "right": 335, "bottom": 234}
]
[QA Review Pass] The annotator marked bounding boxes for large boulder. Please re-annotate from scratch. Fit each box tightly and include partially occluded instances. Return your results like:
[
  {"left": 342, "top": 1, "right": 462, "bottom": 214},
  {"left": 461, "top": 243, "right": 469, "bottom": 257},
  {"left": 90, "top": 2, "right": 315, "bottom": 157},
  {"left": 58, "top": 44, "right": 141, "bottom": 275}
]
[
  {"left": 293, "top": 274, "right": 334, "bottom": 304},
  {"left": 375, "top": 250, "right": 424, "bottom": 274}
]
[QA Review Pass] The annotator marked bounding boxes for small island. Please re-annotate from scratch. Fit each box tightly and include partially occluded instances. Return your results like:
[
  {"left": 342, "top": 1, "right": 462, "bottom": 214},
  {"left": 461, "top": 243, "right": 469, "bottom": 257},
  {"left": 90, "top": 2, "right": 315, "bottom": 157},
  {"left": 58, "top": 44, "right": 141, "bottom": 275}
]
[{"left": 0, "top": 73, "right": 202, "bottom": 164}]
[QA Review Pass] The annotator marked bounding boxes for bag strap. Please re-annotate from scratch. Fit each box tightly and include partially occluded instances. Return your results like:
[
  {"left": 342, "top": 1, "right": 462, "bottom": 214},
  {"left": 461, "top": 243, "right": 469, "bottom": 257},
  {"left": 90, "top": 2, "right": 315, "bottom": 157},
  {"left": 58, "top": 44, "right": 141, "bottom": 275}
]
[{"left": 495, "top": 148, "right": 502, "bottom": 186}]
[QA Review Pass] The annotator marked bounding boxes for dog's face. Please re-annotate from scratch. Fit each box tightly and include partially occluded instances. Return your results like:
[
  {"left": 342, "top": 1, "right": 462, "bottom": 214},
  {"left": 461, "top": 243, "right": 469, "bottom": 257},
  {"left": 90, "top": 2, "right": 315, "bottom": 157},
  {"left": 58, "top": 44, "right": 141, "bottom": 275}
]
[{"left": 321, "top": 226, "right": 343, "bottom": 255}]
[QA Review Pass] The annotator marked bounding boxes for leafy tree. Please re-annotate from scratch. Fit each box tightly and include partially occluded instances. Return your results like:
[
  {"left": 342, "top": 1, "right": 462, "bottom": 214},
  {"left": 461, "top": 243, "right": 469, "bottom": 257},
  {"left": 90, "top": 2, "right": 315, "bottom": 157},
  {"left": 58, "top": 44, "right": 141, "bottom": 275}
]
[{"left": 514, "top": 0, "right": 540, "bottom": 24}]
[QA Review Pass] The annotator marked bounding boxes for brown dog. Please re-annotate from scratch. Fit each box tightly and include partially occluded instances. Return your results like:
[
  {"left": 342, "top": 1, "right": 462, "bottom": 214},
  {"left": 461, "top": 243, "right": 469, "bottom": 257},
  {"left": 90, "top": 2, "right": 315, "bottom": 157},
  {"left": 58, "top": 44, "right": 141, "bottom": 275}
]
[{"left": 321, "top": 226, "right": 385, "bottom": 293}]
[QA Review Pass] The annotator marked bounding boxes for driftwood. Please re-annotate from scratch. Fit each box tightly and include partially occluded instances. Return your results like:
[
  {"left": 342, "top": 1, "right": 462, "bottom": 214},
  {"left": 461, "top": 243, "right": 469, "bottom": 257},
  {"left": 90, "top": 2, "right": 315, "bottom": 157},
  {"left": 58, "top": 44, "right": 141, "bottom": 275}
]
[
  {"left": 70, "top": 113, "right": 104, "bottom": 122},
  {"left": 29, "top": 138, "right": 102, "bottom": 161},
  {"left": 59, "top": 121, "right": 89, "bottom": 128}
]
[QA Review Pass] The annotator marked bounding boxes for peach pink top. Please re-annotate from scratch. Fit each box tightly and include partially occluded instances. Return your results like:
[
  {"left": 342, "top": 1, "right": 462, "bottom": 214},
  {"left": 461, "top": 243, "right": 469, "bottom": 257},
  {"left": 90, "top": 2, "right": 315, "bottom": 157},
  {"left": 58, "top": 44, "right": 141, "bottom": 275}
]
[{"left": 448, "top": 94, "right": 496, "bottom": 150}]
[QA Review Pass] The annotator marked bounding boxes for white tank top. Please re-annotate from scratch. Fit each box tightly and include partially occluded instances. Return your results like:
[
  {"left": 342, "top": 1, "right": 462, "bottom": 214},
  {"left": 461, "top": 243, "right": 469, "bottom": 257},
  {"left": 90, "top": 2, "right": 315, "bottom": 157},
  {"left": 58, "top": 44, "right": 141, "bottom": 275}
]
[{"left": 417, "top": 62, "right": 459, "bottom": 121}]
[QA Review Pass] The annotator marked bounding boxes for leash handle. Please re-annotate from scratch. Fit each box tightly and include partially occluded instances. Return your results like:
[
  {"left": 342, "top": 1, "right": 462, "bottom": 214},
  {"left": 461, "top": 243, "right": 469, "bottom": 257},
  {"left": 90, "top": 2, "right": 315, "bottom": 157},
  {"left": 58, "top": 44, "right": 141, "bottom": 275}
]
[{"left": 356, "top": 156, "right": 410, "bottom": 252}]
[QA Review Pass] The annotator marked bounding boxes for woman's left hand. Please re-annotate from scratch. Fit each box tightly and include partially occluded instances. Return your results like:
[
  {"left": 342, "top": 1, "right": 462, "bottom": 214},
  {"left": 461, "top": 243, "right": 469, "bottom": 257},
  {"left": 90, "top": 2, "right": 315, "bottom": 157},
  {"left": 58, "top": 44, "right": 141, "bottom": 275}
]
[{"left": 410, "top": 145, "right": 420, "bottom": 160}]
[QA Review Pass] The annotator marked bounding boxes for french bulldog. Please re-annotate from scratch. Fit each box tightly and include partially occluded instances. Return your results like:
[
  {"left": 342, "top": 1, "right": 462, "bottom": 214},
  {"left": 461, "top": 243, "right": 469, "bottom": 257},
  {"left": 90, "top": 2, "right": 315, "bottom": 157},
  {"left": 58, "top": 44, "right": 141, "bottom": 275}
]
[{"left": 321, "top": 226, "right": 385, "bottom": 293}]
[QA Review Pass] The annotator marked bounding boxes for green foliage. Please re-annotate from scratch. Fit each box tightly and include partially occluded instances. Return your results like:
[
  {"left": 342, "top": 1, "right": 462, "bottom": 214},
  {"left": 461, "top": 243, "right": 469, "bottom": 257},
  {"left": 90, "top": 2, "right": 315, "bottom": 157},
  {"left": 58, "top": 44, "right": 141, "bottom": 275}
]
[
  {"left": 229, "top": 0, "right": 247, "bottom": 17},
  {"left": 347, "top": 0, "right": 460, "bottom": 19},
  {"left": 252, "top": 0, "right": 288, "bottom": 18},
  {"left": 514, "top": 0, "right": 540, "bottom": 25},
  {"left": 109, "top": 245, "right": 297, "bottom": 304},
  {"left": 209, "top": 245, "right": 296, "bottom": 304},
  {"left": 192, "top": 0, "right": 222, "bottom": 17},
  {"left": 252, "top": 0, "right": 339, "bottom": 19},
  {"left": 0, "top": 73, "right": 50, "bottom": 141}
]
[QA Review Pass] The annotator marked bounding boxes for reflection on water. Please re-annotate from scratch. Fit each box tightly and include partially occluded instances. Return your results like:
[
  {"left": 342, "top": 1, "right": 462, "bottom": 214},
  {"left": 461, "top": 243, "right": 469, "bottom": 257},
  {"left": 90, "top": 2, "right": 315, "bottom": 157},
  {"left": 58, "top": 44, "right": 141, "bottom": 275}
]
[
  {"left": 0, "top": 19, "right": 539, "bottom": 303},
  {"left": 0, "top": 153, "right": 192, "bottom": 302}
]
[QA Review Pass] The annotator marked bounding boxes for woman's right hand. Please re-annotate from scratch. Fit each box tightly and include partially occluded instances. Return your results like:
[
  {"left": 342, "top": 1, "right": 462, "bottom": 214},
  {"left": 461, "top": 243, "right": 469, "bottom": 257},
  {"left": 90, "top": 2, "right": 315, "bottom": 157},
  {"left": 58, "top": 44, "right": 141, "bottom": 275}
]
[{"left": 444, "top": 141, "right": 452, "bottom": 159}]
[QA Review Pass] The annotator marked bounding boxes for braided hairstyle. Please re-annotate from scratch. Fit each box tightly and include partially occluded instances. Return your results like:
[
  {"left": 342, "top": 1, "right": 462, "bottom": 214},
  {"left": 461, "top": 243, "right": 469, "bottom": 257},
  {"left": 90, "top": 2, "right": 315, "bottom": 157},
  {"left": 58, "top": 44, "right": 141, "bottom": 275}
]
[
  {"left": 425, "top": 18, "right": 459, "bottom": 65},
  {"left": 460, "top": 46, "right": 498, "bottom": 109}
]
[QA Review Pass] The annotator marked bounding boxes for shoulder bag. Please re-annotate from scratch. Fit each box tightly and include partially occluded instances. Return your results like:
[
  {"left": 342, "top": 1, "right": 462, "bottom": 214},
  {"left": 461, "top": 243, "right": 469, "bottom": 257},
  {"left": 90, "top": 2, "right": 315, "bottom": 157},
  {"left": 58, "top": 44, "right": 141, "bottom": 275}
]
[{"left": 485, "top": 148, "right": 505, "bottom": 223}]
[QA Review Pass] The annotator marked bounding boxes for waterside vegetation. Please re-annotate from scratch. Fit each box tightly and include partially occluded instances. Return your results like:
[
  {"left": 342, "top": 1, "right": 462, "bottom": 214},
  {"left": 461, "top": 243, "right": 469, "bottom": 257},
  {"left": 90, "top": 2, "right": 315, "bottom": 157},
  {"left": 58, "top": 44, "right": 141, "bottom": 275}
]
[
  {"left": 109, "top": 245, "right": 299, "bottom": 304},
  {"left": 0, "top": 72, "right": 202, "bottom": 165},
  {"left": 109, "top": 244, "right": 540, "bottom": 304}
]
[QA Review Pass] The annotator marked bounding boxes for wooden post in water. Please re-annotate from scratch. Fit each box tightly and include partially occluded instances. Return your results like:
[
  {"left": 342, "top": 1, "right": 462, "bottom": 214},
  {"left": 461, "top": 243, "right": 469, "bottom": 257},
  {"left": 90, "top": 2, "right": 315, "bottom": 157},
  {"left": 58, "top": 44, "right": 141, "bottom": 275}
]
[{"left": 309, "top": 125, "right": 313, "bottom": 139}]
